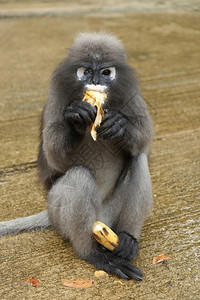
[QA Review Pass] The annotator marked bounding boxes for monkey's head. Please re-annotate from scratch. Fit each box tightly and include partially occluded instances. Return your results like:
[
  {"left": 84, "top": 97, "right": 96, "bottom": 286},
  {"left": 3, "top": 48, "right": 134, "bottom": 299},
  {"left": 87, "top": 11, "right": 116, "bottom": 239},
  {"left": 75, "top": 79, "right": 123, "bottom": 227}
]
[
  {"left": 52, "top": 32, "right": 137, "bottom": 108},
  {"left": 66, "top": 32, "right": 135, "bottom": 98}
]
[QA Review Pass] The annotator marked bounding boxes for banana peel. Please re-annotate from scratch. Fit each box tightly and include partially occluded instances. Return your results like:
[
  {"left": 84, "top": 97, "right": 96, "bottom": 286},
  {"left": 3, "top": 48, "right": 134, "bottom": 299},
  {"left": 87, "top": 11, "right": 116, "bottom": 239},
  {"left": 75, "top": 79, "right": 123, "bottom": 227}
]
[
  {"left": 82, "top": 91, "right": 107, "bottom": 141},
  {"left": 92, "top": 221, "right": 119, "bottom": 251}
]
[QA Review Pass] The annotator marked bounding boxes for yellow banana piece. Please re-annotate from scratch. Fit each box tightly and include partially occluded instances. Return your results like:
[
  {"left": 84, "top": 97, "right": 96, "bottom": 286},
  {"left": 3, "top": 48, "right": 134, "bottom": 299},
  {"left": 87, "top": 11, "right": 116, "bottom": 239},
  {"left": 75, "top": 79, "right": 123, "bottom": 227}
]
[
  {"left": 92, "top": 221, "right": 119, "bottom": 251},
  {"left": 82, "top": 91, "right": 107, "bottom": 141}
]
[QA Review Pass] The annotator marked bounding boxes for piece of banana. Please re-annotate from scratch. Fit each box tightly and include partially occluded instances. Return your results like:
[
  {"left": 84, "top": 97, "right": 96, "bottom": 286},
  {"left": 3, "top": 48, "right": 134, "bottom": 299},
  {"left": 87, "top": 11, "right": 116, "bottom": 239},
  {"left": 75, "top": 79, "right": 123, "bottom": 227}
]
[
  {"left": 82, "top": 91, "right": 107, "bottom": 141},
  {"left": 92, "top": 221, "right": 119, "bottom": 251}
]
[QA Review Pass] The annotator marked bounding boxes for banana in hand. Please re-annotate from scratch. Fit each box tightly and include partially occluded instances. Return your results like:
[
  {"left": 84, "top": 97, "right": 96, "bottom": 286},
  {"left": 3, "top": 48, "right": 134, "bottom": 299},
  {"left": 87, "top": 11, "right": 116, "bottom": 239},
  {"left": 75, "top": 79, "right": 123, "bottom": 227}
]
[
  {"left": 82, "top": 90, "right": 107, "bottom": 141},
  {"left": 92, "top": 221, "right": 119, "bottom": 251}
]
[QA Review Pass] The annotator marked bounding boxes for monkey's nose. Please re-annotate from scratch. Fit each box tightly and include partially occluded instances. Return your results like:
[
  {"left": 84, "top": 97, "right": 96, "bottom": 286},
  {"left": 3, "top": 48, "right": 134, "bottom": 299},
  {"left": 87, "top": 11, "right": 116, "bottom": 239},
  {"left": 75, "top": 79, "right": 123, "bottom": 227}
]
[{"left": 92, "top": 74, "right": 100, "bottom": 85}]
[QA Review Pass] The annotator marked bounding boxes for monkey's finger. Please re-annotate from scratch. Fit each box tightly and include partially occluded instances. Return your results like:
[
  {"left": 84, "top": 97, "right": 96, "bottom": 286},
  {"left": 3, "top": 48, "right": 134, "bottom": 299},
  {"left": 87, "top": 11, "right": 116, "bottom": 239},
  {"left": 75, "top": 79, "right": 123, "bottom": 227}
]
[
  {"left": 97, "top": 125, "right": 117, "bottom": 138},
  {"left": 79, "top": 109, "right": 96, "bottom": 125},
  {"left": 96, "top": 259, "right": 137, "bottom": 281},
  {"left": 100, "top": 115, "right": 127, "bottom": 132},
  {"left": 96, "top": 116, "right": 120, "bottom": 135},
  {"left": 101, "top": 111, "right": 122, "bottom": 125},
  {"left": 97, "top": 128, "right": 113, "bottom": 139},
  {"left": 107, "top": 127, "right": 124, "bottom": 140},
  {"left": 64, "top": 110, "right": 81, "bottom": 123},
  {"left": 64, "top": 110, "right": 90, "bottom": 133},
  {"left": 97, "top": 126, "right": 124, "bottom": 140},
  {"left": 87, "top": 247, "right": 143, "bottom": 281},
  {"left": 72, "top": 101, "right": 97, "bottom": 114},
  {"left": 71, "top": 102, "right": 96, "bottom": 120},
  {"left": 67, "top": 104, "right": 96, "bottom": 125},
  {"left": 120, "top": 262, "right": 143, "bottom": 281},
  {"left": 105, "top": 264, "right": 129, "bottom": 280},
  {"left": 106, "top": 258, "right": 143, "bottom": 281}
]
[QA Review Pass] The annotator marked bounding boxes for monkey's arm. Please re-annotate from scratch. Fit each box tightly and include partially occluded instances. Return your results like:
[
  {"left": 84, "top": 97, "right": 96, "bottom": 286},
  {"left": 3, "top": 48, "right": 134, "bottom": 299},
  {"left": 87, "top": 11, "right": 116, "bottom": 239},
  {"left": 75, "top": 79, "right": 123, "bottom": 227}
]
[{"left": 41, "top": 100, "right": 96, "bottom": 172}]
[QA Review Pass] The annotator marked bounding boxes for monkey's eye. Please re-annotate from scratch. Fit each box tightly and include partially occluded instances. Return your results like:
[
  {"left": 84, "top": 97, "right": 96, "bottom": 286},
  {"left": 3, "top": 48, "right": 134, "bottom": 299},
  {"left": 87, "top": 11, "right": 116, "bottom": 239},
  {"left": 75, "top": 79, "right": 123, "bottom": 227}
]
[
  {"left": 101, "top": 67, "right": 116, "bottom": 80},
  {"left": 84, "top": 68, "right": 92, "bottom": 75},
  {"left": 102, "top": 69, "right": 111, "bottom": 76},
  {"left": 77, "top": 67, "right": 92, "bottom": 80}
]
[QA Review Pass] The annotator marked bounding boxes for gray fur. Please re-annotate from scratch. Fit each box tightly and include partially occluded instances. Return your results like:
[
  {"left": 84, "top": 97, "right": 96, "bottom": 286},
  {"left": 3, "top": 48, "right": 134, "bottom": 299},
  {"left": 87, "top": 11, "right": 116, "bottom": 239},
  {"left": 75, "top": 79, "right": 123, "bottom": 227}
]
[
  {"left": 48, "top": 166, "right": 100, "bottom": 258},
  {"left": 68, "top": 32, "right": 126, "bottom": 62},
  {"left": 0, "top": 32, "right": 153, "bottom": 280},
  {"left": 0, "top": 211, "right": 51, "bottom": 237}
]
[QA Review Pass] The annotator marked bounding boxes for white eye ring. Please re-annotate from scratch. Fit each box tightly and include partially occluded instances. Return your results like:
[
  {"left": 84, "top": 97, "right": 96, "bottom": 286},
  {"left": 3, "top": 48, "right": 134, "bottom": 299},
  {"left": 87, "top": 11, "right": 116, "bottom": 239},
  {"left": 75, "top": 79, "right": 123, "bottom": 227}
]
[
  {"left": 77, "top": 67, "right": 86, "bottom": 80},
  {"left": 101, "top": 67, "right": 116, "bottom": 80}
]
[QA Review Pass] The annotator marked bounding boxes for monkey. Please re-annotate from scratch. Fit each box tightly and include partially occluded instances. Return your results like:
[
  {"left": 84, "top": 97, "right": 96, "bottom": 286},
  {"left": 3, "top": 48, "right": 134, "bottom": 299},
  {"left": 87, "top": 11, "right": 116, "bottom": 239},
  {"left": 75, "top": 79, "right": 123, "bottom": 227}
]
[{"left": 0, "top": 32, "right": 153, "bottom": 281}]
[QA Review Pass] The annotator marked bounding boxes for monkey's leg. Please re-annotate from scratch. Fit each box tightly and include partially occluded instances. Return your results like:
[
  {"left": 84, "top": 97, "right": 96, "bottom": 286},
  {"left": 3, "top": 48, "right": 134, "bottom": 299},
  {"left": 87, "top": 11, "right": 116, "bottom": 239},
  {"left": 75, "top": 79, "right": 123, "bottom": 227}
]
[
  {"left": 47, "top": 166, "right": 100, "bottom": 258},
  {"left": 112, "top": 153, "right": 153, "bottom": 261},
  {"left": 47, "top": 166, "right": 142, "bottom": 281}
]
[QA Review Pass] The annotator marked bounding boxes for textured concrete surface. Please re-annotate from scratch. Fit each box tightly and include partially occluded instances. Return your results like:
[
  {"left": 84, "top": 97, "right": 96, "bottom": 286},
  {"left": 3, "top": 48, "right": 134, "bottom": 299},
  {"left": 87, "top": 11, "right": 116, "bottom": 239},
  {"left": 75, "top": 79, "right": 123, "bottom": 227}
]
[{"left": 0, "top": 1, "right": 200, "bottom": 299}]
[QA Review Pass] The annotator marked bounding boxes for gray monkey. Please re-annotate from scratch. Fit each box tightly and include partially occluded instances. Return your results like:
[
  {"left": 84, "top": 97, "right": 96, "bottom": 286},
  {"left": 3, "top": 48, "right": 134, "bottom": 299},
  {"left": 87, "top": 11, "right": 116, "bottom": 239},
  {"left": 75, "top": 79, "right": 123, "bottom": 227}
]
[{"left": 0, "top": 32, "right": 153, "bottom": 281}]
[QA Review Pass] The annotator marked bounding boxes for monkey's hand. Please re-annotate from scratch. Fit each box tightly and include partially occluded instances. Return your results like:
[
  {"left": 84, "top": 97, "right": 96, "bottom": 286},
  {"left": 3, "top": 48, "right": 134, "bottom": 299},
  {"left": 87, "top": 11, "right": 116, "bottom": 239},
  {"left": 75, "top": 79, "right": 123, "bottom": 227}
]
[
  {"left": 64, "top": 101, "right": 96, "bottom": 134},
  {"left": 96, "top": 110, "right": 131, "bottom": 142},
  {"left": 86, "top": 248, "right": 143, "bottom": 281},
  {"left": 112, "top": 232, "right": 139, "bottom": 261}
]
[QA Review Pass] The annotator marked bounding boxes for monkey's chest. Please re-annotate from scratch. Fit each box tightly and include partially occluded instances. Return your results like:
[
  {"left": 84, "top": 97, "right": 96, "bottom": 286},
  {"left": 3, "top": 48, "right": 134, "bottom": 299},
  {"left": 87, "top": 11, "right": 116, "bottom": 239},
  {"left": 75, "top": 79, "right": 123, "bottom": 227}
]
[{"left": 67, "top": 130, "right": 125, "bottom": 200}]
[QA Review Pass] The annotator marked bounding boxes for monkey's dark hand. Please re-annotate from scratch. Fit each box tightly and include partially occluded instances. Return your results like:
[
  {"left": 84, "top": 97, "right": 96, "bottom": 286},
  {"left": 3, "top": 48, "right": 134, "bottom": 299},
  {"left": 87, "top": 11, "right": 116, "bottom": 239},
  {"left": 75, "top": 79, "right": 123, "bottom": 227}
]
[
  {"left": 97, "top": 110, "right": 131, "bottom": 142},
  {"left": 86, "top": 248, "right": 143, "bottom": 281},
  {"left": 112, "top": 232, "right": 139, "bottom": 261},
  {"left": 64, "top": 101, "right": 96, "bottom": 134}
]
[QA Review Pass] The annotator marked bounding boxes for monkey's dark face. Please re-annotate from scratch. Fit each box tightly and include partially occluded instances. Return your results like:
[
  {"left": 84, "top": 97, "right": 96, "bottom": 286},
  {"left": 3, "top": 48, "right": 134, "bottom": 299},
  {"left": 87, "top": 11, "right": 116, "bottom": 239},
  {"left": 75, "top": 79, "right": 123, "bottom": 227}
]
[{"left": 76, "top": 62, "right": 116, "bottom": 92}]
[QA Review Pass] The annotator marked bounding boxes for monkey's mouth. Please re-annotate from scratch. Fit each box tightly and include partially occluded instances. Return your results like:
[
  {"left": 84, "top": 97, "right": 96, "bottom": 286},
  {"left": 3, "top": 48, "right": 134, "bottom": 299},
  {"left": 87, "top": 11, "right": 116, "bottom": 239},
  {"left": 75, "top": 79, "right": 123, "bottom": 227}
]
[{"left": 85, "top": 84, "right": 107, "bottom": 93}]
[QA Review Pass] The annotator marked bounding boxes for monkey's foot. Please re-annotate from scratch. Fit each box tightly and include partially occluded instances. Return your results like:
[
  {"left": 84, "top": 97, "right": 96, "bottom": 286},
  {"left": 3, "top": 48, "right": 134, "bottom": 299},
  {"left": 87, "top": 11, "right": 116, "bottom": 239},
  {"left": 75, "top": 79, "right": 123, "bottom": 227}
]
[
  {"left": 112, "top": 231, "right": 139, "bottom": 261},
  {"left": 85, "top": 248, "right": 143, "bottom": 281}
]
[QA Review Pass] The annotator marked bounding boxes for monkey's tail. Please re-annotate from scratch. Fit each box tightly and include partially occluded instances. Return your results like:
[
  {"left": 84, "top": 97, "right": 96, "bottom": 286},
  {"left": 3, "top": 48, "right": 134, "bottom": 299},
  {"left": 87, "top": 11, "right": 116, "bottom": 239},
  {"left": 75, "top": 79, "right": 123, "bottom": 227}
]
[{"left": 0, "top": 210, "right": 52, "bottom": 237}]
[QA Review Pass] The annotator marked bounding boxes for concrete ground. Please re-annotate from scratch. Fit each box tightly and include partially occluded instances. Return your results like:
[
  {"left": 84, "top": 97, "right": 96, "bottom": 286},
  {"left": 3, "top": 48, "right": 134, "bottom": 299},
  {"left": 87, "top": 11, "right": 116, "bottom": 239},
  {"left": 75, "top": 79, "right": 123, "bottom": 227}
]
[{"left": 0, "top": 1, "right": 199, "bottom": 299}]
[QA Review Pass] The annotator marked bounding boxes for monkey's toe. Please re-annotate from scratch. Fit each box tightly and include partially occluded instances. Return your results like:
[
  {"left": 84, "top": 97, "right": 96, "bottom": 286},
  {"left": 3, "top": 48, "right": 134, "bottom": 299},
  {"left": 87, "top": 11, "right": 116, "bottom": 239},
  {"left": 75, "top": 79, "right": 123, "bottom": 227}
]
[{"left": 85, "top": 247, "right": 143, "bottom": 281}]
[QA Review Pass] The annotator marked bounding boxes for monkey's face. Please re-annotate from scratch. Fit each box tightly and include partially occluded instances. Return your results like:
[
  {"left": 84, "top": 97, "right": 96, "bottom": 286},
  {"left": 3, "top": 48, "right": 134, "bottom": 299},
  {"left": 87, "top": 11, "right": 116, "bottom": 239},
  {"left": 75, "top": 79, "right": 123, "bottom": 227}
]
[{"left": 76, "top": 63, "right": 116, "bottom": 92}]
